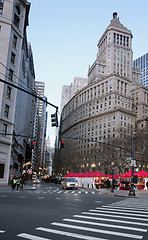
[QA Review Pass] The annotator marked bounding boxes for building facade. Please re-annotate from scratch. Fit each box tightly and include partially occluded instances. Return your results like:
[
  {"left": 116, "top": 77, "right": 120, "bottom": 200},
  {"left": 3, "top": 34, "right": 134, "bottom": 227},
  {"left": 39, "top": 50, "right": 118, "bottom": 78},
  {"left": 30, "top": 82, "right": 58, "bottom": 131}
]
[
  {"left": 32, "top": 81, "right": 47, "bottom": 170},
  {"left": 10, "top": 40, "right": 35, "bottom": 177},
  {"left": 0, "top": 0, "right": 31, "bottom": 186},
  {"left": 61, "top": 77, "right": 88, "bottom": 111},
  {"left": 133, "top": 53, "right": 148, "bottom": 88},
  {"left": 58, "top": 13, "right": 148, "bottom": 176}
]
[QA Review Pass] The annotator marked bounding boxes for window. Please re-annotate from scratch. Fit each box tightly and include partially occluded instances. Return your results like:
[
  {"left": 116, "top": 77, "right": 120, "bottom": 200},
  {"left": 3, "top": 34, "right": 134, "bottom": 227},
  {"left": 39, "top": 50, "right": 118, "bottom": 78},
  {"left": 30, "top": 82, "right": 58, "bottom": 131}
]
[
  {"left": 3, "top": 124, "right": 7, "bottom": 136},
  {"left": 9, "top": 69, "right": 14, "bottom": 80},
  {"left": 15, "top": 5, "right": 20, "bottom": 15},
  {"left": 0, "top": 8, "right": 2, "bottom": 16},
  {"left": 6, "top": 86, "right": 11, "bottom": 99},
  {"left": 12, "top": 35, "right": 17, "bottom": 48},
  {"left": 4, "top": 104, "right": 9, "bottom": 118},
  {"left": 14, "top": 14, "right": 20, "bottom": 28},
  {"left": 11, "top": 52, "right": 15, "bottom": 64}
]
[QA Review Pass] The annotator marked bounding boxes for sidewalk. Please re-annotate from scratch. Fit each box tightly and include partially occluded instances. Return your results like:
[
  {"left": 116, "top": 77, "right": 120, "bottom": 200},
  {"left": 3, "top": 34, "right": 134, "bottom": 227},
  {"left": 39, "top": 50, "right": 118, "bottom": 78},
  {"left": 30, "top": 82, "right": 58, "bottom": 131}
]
[
  {"left": 0, "top": 183, "right": 36, "bottom": 191},
  {"left": 98, "top": 188, "right": 148, "bottom": 199}
]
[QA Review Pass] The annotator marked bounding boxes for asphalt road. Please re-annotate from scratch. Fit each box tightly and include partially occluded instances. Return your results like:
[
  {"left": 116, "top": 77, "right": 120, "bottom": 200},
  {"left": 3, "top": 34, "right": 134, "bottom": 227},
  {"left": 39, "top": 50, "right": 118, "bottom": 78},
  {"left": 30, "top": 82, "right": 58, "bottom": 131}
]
[{"left": 0, "top": 182, "right": 148, "bottom": 240}]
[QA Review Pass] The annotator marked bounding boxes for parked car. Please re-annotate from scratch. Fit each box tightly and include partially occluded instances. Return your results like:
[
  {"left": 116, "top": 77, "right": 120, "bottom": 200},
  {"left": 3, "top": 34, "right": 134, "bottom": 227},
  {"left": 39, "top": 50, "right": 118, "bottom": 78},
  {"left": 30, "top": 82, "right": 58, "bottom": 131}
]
[
  {"left": 33, "top": 178, "right": 40, "bottom": 184},
  {"left": 61, "top": 178, "right": 78, "bottom": 189}
]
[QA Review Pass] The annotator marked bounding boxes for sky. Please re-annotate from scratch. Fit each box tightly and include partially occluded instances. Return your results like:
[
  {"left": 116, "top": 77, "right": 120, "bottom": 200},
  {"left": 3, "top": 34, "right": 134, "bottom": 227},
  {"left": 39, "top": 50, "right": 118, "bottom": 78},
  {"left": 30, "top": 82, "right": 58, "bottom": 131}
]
[{"left": 27, "top": 0, "right": 148, "bottom": 147}]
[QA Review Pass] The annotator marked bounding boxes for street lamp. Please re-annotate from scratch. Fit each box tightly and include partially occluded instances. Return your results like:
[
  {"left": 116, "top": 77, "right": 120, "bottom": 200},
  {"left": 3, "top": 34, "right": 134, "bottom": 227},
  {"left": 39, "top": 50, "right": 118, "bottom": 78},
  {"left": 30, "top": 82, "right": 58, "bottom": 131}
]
[
  {"left": 129, "top": 136, "right": 135, "bottom": 196},
  {"left": 110, "top": 161, "right": 114, "bottom": 193}
]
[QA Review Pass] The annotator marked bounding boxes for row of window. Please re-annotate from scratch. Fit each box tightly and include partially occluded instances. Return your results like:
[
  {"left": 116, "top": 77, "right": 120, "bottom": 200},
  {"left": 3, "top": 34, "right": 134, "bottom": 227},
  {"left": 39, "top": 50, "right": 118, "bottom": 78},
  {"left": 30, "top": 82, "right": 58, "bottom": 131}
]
[{"left": 114, "top": 33, "right": 129, "bottom": 47}]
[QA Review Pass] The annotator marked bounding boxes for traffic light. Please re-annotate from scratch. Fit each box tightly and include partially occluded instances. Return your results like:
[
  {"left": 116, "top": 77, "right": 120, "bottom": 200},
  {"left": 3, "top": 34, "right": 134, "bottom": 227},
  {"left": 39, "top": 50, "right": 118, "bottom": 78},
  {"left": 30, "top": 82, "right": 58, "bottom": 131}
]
[
  {"left": 31, "top": 141, "right": 35, "bottom": 149},
  {"left": 60, "top": 140, "right": 64, "bottom": 148},
  {"left": 51, "top": 111, "right": 58, "bottom": 127}
]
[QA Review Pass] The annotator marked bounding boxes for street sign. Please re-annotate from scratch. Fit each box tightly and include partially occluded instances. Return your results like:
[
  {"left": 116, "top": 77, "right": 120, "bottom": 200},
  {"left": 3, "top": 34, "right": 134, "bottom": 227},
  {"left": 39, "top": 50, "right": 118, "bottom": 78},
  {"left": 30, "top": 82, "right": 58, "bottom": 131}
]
[
  {"left": 131, "top": 160, "right": 136, "bottom": 167},
  {"left": 28, "top": 169, "right": 32, "bottom": 174}
]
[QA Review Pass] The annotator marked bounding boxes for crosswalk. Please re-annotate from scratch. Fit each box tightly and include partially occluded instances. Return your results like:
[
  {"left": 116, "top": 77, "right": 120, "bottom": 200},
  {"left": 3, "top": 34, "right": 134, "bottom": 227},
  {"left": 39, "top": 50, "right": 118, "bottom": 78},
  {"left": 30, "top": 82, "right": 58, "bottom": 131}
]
[
  {"left": 1, "top": 198, "right": 148, "bottom": 239},
  {"left": 15, "top": 198, "right": 148, "bottom": 240}
]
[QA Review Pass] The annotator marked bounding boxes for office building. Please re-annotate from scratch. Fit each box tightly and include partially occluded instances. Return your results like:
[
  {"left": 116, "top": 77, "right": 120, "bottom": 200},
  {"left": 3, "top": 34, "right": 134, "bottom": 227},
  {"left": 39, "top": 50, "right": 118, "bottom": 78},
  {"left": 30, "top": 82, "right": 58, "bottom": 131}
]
[
  {"left": 58, "top": 13, "right": 148, "bottom": 175},
  {"left": 133, "top": 53, "right": 148, "bottom": 88},
  {"left": 61, "top": 77, "right": 88, "bottom": 111},
  {"left": 0, "top": 0, "right": 31, "bottom": 186}
]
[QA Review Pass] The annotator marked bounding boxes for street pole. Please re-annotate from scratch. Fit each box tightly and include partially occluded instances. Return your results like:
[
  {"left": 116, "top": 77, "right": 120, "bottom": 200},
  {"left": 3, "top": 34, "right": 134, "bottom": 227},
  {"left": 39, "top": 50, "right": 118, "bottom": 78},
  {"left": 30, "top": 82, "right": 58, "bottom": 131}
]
[
  {"left": 129, "top": 136, "right": 135, "bottom": 196},
  {"left": 111, "top": 167, "right": 114, "bottom": 193}
]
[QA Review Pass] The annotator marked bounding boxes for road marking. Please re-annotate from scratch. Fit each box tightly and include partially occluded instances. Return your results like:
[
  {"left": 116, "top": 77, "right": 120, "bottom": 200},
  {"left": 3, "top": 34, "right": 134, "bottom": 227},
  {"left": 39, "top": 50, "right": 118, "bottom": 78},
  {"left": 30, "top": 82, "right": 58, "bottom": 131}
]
[
  {"left": 17, "top": 233, "right": 51, "bottom": 240},
  {"left": 63, "top": 218, "right": 147, "bottom": 232},
  {"left": 98, "top": 207, "right": 148, "bottom": 214},
  {"left": 92, "top": 192, "right": 95, "bottom": 194},
  {"left": 73, "top": 214, "right": 148, "bottom": 226},
  {"left": 78, "top": 191, "right": 82, "bottom": 194},
  {"left": 0, "top": 230, "right": 5, "bottom": 233},
  {"left": 0, "top": 196, "right": 6, "bottom": 198},
  {"left": 36, "top": 227, "right": 108, "bottom": 240},
  {"left": 64, "top": 191, "right": 68, "bottom": 193},
  {"left": 37, "top": 197, "right": 44, "bottom": 199},
  {"left": 82, "top": 211, "right": 148, "bottom": 221},
  {"left": 105, "top": 206, "right": 148, "bottom": 211},
  {"left": 75, "top": 199, "right": 82, "bottom": 201},
  {"left": 19, "top": 196, "right": 26, "bottom": 198},
  {"left": 43, "top": 192, "right": 47, "bottom": 194},
  {"left": 57, "top": 191, "right": 62, "bottom": 194},
  {"left": 90, "top": 209, "right": 148, "bottom": 218},
  {"left": 56, "top": 198, "right": 62, "bottom": 200},
  {"left": 85, "top": 191, "right": 88, "bottom": 194},
  {"left": 51, "top": 222, "right": 143, "bottom": 239},
  {"left": 95, "top": 201, "right": 102, "bottom": 203},
  {"left": 71, "top": 191, "right": 75, "bottom": 193}
]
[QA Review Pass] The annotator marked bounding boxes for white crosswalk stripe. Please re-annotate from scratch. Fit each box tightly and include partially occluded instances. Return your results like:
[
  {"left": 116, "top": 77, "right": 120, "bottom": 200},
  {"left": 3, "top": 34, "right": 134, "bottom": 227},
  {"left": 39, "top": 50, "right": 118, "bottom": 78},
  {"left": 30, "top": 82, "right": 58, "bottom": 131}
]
[
  {"left": 90, "top": 209, "right": 148, "bottom": 218},
  {"left": 50, "top": 222, "right": 143, "bottom": 239},
  {"left": 18, "top": 233, "right": 51, "bottom": 239},
  {"left": 73, "top": 214, "right": 148, "bottom": 226},
  {"left": 36, "top": 227, "right": 108, "bottom": 240},
  {"left": 101, "top": 206, "right": 148, "bottom": 214},
  {"left": 0, "top": 230, "right": 5, "bottom": 233},
  {"left": 82, "top": 211, "right": 148, "bottom": 221}
]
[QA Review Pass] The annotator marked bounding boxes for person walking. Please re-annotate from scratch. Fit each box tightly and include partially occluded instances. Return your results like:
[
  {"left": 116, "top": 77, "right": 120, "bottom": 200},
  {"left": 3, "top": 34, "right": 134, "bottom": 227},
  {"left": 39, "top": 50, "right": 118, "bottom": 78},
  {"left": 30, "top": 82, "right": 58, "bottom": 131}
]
[
  {"left": 12, "top": 176, "right": 17, "bottom": 190},
  {"left": 11, "top": 175, "right": 14, "bottom": 189},
  {"left": 20, "top": 177, "right": 24, "bottom": 189},
  {"left": 146, "top": 181, "right": 148, "bottom": 190},
  {"left": 16, "top": 177, "right": 20, "bottom": 190}
]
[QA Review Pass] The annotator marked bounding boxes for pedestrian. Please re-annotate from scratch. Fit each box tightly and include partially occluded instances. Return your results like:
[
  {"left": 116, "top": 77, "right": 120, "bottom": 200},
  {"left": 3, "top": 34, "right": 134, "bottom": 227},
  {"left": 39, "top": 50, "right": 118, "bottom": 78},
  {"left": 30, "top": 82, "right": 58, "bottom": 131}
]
[
  {"left": 146, "top": 181, "right": 148, "bottom": 190},
  {"left": 16, "top": 177, "right": 20, "bottom": 190},
  {"left": 12, "top": 176, "right": 17, "bottom": 190},
  {"left": 20, "top": 177, "right": 24, "bottom": 189},
  {"left": 11, "top": 175, "right": 14, "bottom": 189}
]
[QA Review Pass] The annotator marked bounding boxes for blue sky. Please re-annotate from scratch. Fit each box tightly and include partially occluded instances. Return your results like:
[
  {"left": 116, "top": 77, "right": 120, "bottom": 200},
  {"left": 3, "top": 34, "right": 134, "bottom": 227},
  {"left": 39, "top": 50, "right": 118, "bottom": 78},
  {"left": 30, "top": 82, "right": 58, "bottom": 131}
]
[{"left": 27, "top": 0, "right": 148, "bottom": 147}]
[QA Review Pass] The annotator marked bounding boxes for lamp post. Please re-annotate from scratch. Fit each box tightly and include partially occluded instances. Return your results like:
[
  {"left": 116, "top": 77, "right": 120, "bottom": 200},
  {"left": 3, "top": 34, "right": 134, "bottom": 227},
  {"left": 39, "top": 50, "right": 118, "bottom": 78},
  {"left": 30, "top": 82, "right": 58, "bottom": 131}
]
[
  {"left": 129, "top": 136, "right": 135, "bottom": 196},
  {"left": 111, "top": 161, "right": 114, "bottom": 193}
]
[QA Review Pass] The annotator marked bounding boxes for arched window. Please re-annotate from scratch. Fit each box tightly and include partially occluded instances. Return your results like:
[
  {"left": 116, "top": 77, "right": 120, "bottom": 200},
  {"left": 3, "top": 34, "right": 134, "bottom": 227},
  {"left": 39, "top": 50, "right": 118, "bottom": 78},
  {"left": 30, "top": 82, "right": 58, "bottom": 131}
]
[{"left": 15, "top": 5, "right": 20, "bottom": 15}]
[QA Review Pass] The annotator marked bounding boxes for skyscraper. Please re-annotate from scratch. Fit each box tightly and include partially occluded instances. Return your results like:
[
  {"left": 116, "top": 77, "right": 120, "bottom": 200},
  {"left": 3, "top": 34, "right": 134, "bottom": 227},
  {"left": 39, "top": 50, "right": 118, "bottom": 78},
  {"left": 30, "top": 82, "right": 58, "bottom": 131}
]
[
  {"left": 133, "top": 53, "right": 148, "bottom": 88},
  {"left": 33, "top": 82, "right": 47, "bottom": 169}
]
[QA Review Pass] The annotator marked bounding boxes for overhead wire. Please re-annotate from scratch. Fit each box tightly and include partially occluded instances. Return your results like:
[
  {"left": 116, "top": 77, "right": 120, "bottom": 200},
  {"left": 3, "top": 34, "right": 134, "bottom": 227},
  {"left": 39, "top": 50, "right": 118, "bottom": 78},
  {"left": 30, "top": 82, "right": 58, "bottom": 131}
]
[{"left": 0, "top": 61, "right": 35, "bottom": 92}]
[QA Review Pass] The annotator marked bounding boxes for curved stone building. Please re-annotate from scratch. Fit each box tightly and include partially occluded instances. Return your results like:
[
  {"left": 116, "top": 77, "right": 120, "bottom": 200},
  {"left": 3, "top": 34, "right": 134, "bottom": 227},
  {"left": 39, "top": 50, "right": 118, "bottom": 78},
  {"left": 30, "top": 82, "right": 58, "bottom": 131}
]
[{"left": 58, "top": 13, "right": 148, "bottom": 175}]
